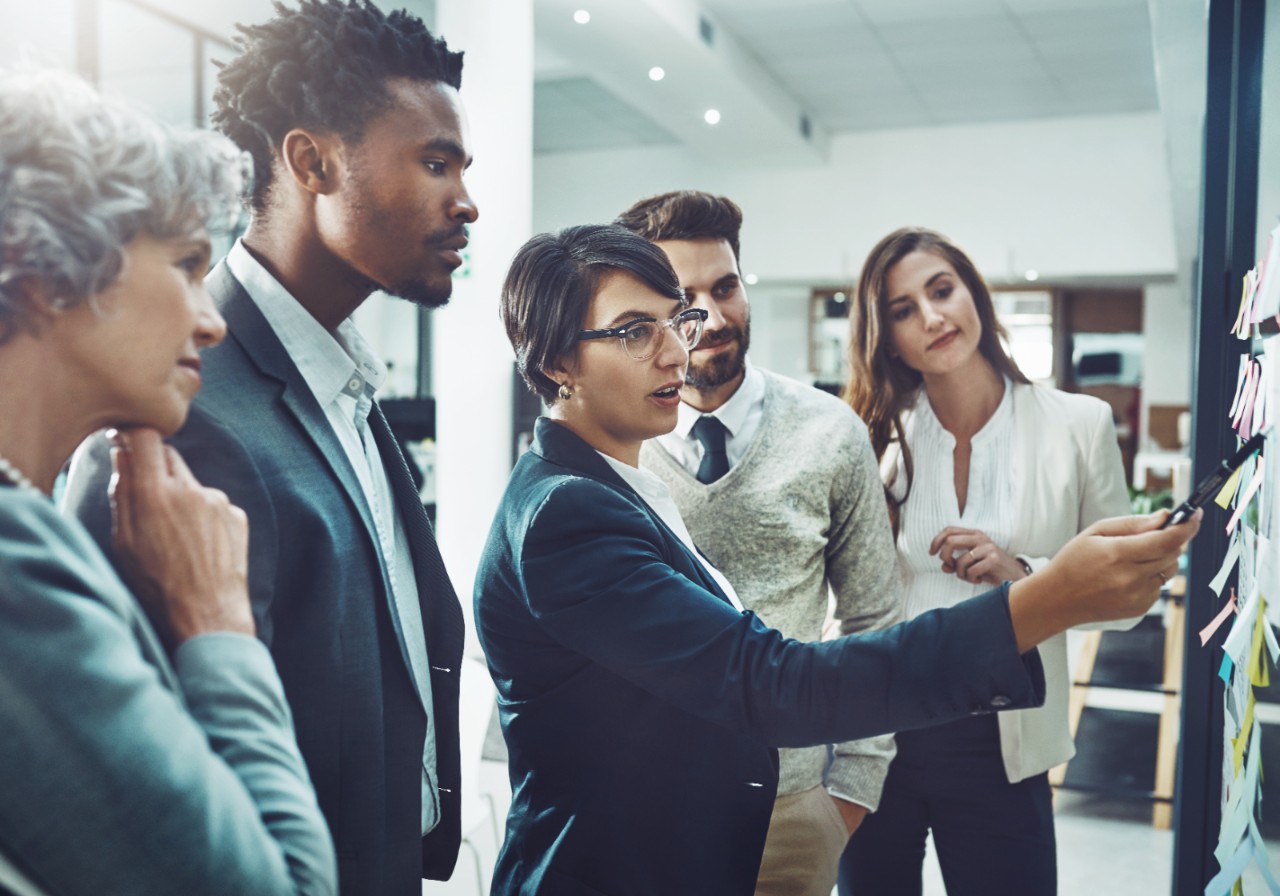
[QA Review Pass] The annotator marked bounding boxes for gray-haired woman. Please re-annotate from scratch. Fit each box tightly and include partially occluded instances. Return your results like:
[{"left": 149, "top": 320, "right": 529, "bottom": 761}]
[{"left": 0, "top": 70, "right": 335, "bottom": 895}]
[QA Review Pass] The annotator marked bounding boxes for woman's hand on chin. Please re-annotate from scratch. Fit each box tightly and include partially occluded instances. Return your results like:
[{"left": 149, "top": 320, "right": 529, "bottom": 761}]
[{"left": 108, "top": 427, "right": 253, "bottom": 646}]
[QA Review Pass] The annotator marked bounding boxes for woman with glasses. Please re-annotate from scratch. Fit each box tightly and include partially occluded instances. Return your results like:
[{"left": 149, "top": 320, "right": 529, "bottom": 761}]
[{"left": 475, "top": 223, "right": 1197, "bottom": 896}]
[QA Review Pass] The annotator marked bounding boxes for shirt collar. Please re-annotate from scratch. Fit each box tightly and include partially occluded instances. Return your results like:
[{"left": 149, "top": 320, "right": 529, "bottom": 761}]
[
  {"left": 595, "top": 451, "right": 673, "bottom": 504},
  {"left": 226, "top": 239, "right": 386, "bottom": 409},
  {"left": 672, "top": 359, "right": 764, "bottom": 439}
]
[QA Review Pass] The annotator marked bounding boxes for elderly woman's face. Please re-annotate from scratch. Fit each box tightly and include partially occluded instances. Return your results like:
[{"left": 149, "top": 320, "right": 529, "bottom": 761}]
[{"left": 57, "top": 233, "right": 225, "bottom": 435}]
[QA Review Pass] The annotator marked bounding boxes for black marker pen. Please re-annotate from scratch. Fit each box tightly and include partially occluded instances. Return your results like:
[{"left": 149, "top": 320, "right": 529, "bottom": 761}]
[{"left": 1160, "top": 431, "right": 1267, "bottom": 528}]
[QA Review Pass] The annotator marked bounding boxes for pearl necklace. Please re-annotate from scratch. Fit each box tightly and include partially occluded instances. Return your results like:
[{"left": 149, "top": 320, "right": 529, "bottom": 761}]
[{"left": 0, "top": 454, "right": 36, "bottom": 491}]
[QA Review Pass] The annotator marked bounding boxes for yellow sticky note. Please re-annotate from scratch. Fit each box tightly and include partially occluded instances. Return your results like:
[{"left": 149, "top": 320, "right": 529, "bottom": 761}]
[
  {"left": 1217, "top": 465, "right": 1245, "bottom": 509},
  {"left": 1234, "top": 693, "right": 1256, "bottom": 774}
]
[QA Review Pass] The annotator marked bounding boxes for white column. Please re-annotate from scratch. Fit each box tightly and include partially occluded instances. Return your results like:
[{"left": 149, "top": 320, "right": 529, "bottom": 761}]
[{"left": 431, "top": 0, "right": 533, "bottom": 647}]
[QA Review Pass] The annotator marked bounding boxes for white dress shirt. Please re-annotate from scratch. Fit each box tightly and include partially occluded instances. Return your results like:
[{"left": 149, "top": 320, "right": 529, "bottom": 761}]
[
  {"left": 596, "top": 452, "right": 744, "bottom": 611},
  {"left": 654, "top": 361, "right": 766, "bottom": 475},
  {"left": 227, "top": 240, "right": 440, "bottom": 834}
]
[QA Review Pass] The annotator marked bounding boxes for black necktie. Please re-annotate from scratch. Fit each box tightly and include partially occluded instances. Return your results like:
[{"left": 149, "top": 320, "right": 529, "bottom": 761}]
[{"left": 692, "top": 416, "right": 730, "bottom": 484}]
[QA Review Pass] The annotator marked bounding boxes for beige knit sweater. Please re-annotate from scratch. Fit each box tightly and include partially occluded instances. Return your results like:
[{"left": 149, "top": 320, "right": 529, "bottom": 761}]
[{"left": 640, "top": 368, "right": 901, "bottom": 807}]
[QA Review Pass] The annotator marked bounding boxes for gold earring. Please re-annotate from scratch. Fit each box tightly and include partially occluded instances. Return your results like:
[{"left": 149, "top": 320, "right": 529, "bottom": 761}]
[{"left": 558, "top": 384, "right": 574, "bottom": 401}]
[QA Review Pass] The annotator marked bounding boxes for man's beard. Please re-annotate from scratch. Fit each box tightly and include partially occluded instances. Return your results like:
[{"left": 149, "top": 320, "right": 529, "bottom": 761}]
[
  {"left": 384, "top": 224, "right": 469, "bottom": 309},
  {"left": 388, "top": 278, "right": 451, "bottom": 310},
  {"left": 685, "top": 324, "right": 750, "bottom": 390}
]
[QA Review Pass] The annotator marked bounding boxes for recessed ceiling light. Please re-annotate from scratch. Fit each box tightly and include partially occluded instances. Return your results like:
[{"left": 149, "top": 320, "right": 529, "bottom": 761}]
[
  {"left": 744, "top": 273, "right": 759, "bottom": 285},
  {"left": 648, "top": 66, "right": 665, "bottom": 82},
  {"left": 573, "top": 9, "right": 590, "bottom": 24},
  {"left": 1025, "top": 269, "right": 1040, "bottom": 282},
  {"left": 704, "top": 108, "right": 721, "bottom": 125}
]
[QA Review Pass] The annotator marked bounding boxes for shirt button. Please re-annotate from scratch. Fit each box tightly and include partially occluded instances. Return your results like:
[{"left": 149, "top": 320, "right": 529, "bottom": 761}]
[{"left": 990, "top": 695, "right": 1012, "bottom": 708}]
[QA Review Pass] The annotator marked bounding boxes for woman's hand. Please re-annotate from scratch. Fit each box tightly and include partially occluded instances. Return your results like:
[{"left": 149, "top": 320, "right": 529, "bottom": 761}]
[
  {"left": 1007, "top": 510, "right": 1199, "bottom": 653},
  {"left": 108, "top": 427, "right": 253, "bottom": 646},
  {"left": 929, "top": 526, "right": 1026, "bottom": 584}
]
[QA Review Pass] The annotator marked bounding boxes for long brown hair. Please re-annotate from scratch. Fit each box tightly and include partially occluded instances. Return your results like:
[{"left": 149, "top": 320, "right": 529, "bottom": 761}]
[{"left": 842, "top": 227, "right": 1029, "bottom": 529}]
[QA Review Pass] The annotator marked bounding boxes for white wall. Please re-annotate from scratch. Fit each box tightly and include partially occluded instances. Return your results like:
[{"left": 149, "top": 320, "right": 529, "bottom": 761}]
[
  {"left": 535, "top": 112, "right": 1179, "bottom": 284},
  {"left": 744, "top": 284, "right": 811, "bottom": 383},
  {"left": 1140, "top": 282, "right": 1194, "bottom": 454},
  {"left": 536, "top": 111, "right": 1187, "bottom": 415},
  {"left": 432, "top": 0, "right": 533, "bottom": 637}
]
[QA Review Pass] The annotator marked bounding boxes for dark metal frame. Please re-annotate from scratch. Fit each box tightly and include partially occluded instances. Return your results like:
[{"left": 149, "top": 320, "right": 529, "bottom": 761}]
[{"left": 1173, "top": 0, "right": 1266, "bottom": 892}]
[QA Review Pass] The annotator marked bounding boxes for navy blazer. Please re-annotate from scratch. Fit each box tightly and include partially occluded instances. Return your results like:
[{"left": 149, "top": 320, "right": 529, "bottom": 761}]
[
  {"left": 65, "top": 263, "right": 465, "bottom": 896},
  {"left": 475, "top": 418, "right": 1046, "bottom": 896}
]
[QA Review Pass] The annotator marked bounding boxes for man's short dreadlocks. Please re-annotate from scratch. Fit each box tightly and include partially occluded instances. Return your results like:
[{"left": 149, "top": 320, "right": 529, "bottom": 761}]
[{"left": 213, "top": 0, "right": 463, "bottom": 212}]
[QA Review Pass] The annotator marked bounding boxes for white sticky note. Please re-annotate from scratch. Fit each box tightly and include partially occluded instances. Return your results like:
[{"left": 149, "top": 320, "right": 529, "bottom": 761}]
[
  {"left": 1224, "top": 587, "right": 1260, "bottom": 670},
  {"left": 1254, "top": 225, "right": 1280, "bottom": 319},
  {"left": 1226, "top": 462, "right": 1266, "bottom": 533},
  {"left": 1211, "top": 535, "right": 1243, "bottom": 597}
]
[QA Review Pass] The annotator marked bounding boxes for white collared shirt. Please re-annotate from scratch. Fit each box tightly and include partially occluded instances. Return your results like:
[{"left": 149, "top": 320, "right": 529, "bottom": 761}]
[
  {"left": 595, "top": 452, "right": 744, "bottom": 611},
  {"left": 226, "top": 240, "right": 440, "bottom": 834},
  {"left": 654, "top": 361, "right": 765, "bottom": 476}
]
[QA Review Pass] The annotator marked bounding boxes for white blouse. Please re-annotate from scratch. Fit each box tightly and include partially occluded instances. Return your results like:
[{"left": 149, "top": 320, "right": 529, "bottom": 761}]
[{"left": 895, "top": 382, "right": 1017, "bottom": 622}]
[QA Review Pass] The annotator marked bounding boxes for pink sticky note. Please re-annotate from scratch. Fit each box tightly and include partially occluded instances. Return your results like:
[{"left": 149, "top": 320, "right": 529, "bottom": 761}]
[{"left": 1201, "top": 590, "right": 1239, "bottom": 647}]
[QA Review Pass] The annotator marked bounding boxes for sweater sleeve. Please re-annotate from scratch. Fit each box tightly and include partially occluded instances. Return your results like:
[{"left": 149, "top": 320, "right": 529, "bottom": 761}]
[{"left": 826, "top": 416, "right": 904, "bottom": 809}]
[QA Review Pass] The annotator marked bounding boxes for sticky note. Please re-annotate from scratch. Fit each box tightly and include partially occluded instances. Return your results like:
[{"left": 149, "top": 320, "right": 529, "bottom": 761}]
[
  {"left": 1211, "top": 536, "right": 1243, "bottom": 596},
  {"left": 1202, "top": 593, "right": 1240, "bottom": 646},
  {"left": 1217, "top": 466, "right": 1246, "bottom": 509},
  {"left": 1225, "top": 462, "right": 1266, "bottom": 534}
]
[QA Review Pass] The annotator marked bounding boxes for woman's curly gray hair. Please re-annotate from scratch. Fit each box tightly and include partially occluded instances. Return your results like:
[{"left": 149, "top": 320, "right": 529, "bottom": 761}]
[{"left": 0, "top": 69, "right": 243, "bottom": 344}]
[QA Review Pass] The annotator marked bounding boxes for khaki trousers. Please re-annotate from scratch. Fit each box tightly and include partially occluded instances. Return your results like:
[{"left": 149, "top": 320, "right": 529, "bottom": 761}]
[{"left": 754, "top": 785, "right": 850, "bottom": 896}]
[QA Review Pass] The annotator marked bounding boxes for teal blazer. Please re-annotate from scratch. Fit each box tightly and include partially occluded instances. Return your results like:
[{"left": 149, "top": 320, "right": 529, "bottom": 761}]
[
  {"left": 0, "top": 486, "right": 334, "bottom": 894},
  {"left": 475, "top": 418, "right": 1046, "bottom": 895}
]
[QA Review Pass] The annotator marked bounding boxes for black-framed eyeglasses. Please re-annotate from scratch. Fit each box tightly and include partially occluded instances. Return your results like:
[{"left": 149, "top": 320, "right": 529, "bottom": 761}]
[{"left": 577, "top": 307, "right": 708, "bottom": 361}]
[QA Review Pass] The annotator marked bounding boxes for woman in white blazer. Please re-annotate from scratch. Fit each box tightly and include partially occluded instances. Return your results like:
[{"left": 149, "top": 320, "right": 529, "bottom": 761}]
[{"left": 837, "top": 227, "right": 1134, "bottom": 896}]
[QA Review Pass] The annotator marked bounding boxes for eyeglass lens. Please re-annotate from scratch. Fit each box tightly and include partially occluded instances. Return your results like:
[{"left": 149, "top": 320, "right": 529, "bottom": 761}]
[{"left": 624, "top": 313, "right": 703, "bottom": 360}]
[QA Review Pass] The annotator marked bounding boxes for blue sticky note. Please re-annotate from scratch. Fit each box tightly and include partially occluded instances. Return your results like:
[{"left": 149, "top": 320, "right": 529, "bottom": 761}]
[{"left": 1221, "top": 653, "right": 1236, "bottom": 684}]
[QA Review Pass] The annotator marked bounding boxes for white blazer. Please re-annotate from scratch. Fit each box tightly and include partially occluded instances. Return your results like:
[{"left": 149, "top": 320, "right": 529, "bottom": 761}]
[{"left": 886, "top": 382, "right": 1134, "bottom": 782}]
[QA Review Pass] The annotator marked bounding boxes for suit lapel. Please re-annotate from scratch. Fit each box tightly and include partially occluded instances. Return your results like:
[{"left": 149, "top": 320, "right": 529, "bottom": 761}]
[
  {"left": 367, "top": 404, "right": 465, "bottom": 666},
  {"left": 206, "top": 263, "right": 383, "bottom": 555}
]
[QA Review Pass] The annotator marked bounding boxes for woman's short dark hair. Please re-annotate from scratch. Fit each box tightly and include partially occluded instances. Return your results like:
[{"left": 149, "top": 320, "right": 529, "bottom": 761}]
[{"left": 502, "top": 224, "right": 685, "bottom": 403}]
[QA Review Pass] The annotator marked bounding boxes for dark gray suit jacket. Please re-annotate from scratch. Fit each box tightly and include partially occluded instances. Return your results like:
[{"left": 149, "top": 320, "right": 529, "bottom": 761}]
[{"left": 65, "top": 263, "right": 465, "bottom": 896}]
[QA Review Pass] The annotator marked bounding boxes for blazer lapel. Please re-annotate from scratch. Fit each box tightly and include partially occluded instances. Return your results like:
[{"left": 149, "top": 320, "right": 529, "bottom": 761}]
[
  {"left": 206, "top": 263, "right": 383, "bottom": 553},
  {"left": 531, "top": 418, "right": 735, "bottom": 608},
  {"left": 1009, "top": 383, "right": 1037, "bottom": 554}
]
